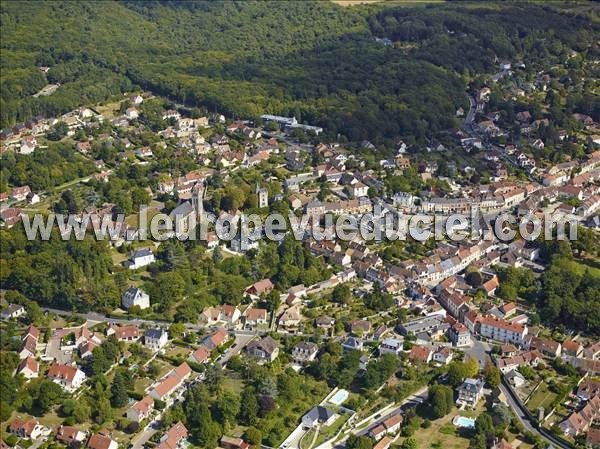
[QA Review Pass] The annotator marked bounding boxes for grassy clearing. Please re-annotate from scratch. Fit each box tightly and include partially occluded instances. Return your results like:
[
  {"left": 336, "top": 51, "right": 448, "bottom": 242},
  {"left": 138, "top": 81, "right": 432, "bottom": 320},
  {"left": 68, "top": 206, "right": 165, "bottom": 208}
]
[
  {"left": 397, "top": 403, "right": 485, "bottom": 449},
  {"left": 314, "top": 413, "right": 351, "bottom": 447},
  {"left": 526, "top": 381, "right": 557, "bottom": 412}
]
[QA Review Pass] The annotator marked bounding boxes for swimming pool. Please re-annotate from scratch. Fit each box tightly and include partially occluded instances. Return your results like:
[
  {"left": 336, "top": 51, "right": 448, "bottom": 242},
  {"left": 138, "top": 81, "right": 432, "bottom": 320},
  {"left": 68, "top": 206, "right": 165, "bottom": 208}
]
[
  {"left": 453, "top": 416, "right": 476, "bottom": 428},
  {"left": 329, "top": 389, "right": 349, "bottom": 405}
]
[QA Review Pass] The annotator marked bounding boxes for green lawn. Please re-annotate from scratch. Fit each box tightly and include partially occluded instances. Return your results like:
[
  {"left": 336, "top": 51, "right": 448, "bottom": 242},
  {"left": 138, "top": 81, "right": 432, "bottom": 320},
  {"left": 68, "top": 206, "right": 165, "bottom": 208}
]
[
  {"left": 313, "top": 413, "right": 351, "bottom": 447},
  {"left": 397, "top": 403, "right": 485, "bottom": 449},
  {"left": 526, "top": 381, "right": 557, "bottom": 413}
]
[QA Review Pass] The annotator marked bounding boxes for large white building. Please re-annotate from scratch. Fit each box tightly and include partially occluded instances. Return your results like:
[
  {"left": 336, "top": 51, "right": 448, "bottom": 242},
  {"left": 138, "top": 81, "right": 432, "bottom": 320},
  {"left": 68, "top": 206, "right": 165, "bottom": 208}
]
[
  {"left": 126, "top": 249, "right": 155, "bottom": 270},
  {"left": 478, "top": 315, "right": 527, "bottom": 345},
  {"left": 122, "top": 287, "right": 150, "bottom": 310}
]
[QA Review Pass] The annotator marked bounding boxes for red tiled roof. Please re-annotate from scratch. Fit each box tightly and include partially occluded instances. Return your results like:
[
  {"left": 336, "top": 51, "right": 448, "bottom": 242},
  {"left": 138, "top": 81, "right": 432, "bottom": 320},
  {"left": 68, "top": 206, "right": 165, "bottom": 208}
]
[
  {"left": 47, "top": 363, "right": 79, "bottom": 382},
  {"left": 87, "top": 433, "right": 115, "bottom": 449}
]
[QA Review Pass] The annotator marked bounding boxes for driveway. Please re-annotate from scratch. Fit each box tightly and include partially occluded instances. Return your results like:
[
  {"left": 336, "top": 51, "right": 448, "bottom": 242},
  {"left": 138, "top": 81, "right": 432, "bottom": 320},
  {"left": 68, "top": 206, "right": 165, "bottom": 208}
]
[
  {"left": 219, "top": 333, "right": 255, "bottom": 367},
  {"left": 463, "top": 338, "right": 491, "bottom": 369}
]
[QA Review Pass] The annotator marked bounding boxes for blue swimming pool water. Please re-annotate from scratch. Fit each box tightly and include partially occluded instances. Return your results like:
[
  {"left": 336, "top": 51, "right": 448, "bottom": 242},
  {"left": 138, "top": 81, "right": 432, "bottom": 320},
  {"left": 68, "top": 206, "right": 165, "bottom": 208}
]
[
  {"left": 329, "top": 389, "right": 349, "bottom": 405},
  {"left": 453, "top": 416, "right": 476, "bottom": 428}
]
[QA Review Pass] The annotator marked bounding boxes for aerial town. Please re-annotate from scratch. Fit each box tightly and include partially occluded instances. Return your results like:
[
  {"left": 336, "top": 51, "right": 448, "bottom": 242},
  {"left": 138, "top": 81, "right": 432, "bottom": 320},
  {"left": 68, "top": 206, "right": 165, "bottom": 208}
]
[{"left": 0, "top": 3, "right": 599, "bottom": 449}]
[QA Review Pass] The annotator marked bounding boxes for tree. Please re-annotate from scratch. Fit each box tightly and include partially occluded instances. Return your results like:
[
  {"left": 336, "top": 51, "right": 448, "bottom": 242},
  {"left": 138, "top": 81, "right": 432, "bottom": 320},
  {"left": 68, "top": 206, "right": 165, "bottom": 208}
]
[
  {"left": 111, "top": 372, "right": 129, "bottom": 407},
  {"left": 447, "top": 361, "right": 468, "bottom": 386},
  {"left": 205, "top": 364, "right": 224, "bottom": 394},
  {"left": 401, "top": 437, "right": 418, "bottom": 449},
  {"left": 484, "top": 364, "right": 501, "bottom": 388},
  {"left": 428, "top": 384, "right": 454, "bottom": 418},
  {"left": 238, "top": 387, "right": 259, "bottom": 425},
  {"left": 465, "top": 270, "right": 483, "bottom": 288},
  {"left": 169, "top": 322, "right": 186, "bottom": 339},
  {"left": 331, "top": 284, "right": 352, "bottom": 305},
  {"left": 212, "top": 390, "right": 240, "bottom": 427},
  {"left": 35, "top": 380, "right": 64, "bottom": 413},
  {"left": 244, "top": 427, "right": 262, "bottom": 446},
  {"left": 346, "top": 435, "right": 373, "bottom": 449},
  {"left": 465, "top": 357, "right": 480, "bottom": 378}
]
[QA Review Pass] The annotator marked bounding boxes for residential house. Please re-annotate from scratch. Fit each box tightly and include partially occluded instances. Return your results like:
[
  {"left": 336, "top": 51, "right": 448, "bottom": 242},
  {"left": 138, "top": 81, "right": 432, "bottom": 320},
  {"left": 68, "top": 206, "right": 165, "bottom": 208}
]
[
  {"left": 149, "top": 363, "right": 191, "bottom": 403},
  {"left": 292, "top": 342, "right": 319, "bottom": 364},
  {"left": 526, "top": 336, "right": 561, "bottom": 358},
  {"left": 1, "top": 303, "right": 26, "bottom": 320},
  {"left": 563, "top": 339, "right": 584, "bottom": 358},
  {"left": 456, "top": 378, "right": 484, "bottom": 408},
  {"left": 17, "top": 356, "right": 39, "bottom": 380},
  {"left": 9, "top": 419, "right": 44, "bottom": 440},
  {"left": 107, "top": 324, "right": 140, "bottom": 342},
  {"left": 560, "top": 395, "right": 600, "bottom": 437},
  {"left": 379, "top": 339, "right": 403, "bottom": 356},
  {"left": 433, "top": 346, "right": 454, "bottom": 365},
  {"left": 125, "top": 249, "right": 155, "bottom": 270},
  {"left": 577, "top": 380, "right": 600, "bottom": 401},
  {"left": 409, "top": 345, "right": 433, "bottom": 364},
  {"left": 243, "top": 308, "right": 268, "bottom": 327},
  {"left": 47, "top": 363, "right": 86, "bottom": 392},
  {"left": 373, "top": 437, "right": 393, "bottom": 449},
  {"left": 127, "top": 396, "right": 154, "bottom": 423},
  {"left": 144, "top": 329, "right": 169, "bottom": 351},
  {"left": 342, "top": 337, "right": 363, "bottom": 352},
  {"left": 279, "top": 305, "right": 303, "bottom": 328},
  {"left": 302, "top": 406, "right": 336, "bottom": 428},
  {"left": 56, "top": 426, "right": 87, "bottom": 445},
  {"left": 246, "top": 336, "right": 279, "bottom": 362},
  {"left": 244, "top": 279, "right": 275, "bottom": 298},
  {"left": 220, "top": 436, "right": 249, "bottom": 449},
  {"left": 478, "top": 315, "right": 527, "bottom": 345},
  {"left": 202, "top": 327, "right": 229, "bottom": 350},
  {"left": 316, "top": 315, "right": 335, "bottom": 329},
  {"left": 121, "top": 287, "right": 150, "bottom": 310},
  {"left": 87, "top": 432, "right": 118, "bottom": 449},
  {"left": 351, "top": 319, "right": 372, "bottom": 335},
  {"left": 220, "top": 305, "right": 241, "bottom": 324},
  {"left": 188, "top": 345, "right": 210, "bottom": 365},
  {"left": 449, "top": 322, "right": 471, "bottom": 347}
]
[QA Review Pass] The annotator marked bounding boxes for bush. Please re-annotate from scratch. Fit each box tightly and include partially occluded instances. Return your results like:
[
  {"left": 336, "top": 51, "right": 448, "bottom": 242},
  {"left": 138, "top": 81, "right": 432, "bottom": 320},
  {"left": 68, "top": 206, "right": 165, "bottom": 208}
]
[
  {"left": 128, "top": 391, "right": 144, "bottom": 401},
  {"left": 4, "top": 435, "right": 18, "bottom": 447}
]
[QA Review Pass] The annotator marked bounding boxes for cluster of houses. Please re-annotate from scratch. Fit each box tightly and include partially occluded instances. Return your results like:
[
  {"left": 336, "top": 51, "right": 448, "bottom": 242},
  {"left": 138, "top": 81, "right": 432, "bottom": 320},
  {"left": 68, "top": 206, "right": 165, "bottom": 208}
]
[{"left": 7, "top": 420, "right": 189, "bottom": 449}]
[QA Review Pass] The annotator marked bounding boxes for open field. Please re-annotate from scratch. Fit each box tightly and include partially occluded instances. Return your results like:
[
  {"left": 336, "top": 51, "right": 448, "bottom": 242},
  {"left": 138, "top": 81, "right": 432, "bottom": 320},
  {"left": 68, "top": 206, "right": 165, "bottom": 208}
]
[{"left": 526, "top": 381, "right": 558, "bottom": 413}]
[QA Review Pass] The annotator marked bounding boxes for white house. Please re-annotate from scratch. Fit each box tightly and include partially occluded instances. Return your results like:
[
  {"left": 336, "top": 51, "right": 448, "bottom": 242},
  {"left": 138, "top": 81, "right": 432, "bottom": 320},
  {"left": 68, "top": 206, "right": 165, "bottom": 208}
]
[
  {"left": 456, "top": 378, "right": 484, "bottom": 408},
  {"left": 125, "top": 107, "right": 139, "bottom": 119},
  {"left": 1, "top": 303, "right": 26, "bottom": 320},
  {"left": 9, "top": 419, "right": 45, "bottom": 440},
  {"left": 17, "top": 356, "right": 39, "bottom": 380},
  {"left": 302, "top": 406, "right": 336, "bottom": 428},
  {"left": 379, "top": 338, "right": 403, "bottom": 356},
  {"left": 144, "top": 329, "right": 169, "bottom": 351},
  {"left": 121, "top": 287, "right": 150, "bottom": 310},
  {"left": 47, "top": 363, "right": 86, "bottom": 392},
  {"left": 127, "top": 395, "right": 154, "bottom": 423},
  {"left": 130, "top": 94, "right": 144, "bottom": 105},
  {"left": 432, "top": 346, "right": 454, "bottom": 365},
  {"left": 292, "top": 342, "right": 319, "bottom": 364},
  {"left": 126, "top": 249, "right": 155, "bottom": 270}
]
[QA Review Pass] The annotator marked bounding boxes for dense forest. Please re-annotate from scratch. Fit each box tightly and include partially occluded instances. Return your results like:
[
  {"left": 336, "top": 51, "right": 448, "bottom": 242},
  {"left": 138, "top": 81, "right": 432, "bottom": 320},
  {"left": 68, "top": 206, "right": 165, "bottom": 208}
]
[{"left": 1, "top": 1, "right": 598, "bottom": 143}]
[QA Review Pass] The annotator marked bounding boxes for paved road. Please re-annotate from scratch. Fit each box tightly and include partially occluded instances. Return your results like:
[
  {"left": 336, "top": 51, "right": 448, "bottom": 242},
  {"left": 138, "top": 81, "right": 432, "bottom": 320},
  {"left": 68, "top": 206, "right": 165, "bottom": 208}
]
[
  {"left": 463, "top": 338, "right": 491, "bottom": 370},
  {"left": 219, "top": 333, "right": 255, "bottom": 367},
  {"left": 499, "top": 380, "right": 572, "bottom": 449},
  {"left": 42, "top": 307, "right": 267, "bottom": 337},
  {"left": 354, "top": 387, "right": 429, "bottom": 437},
  {"left": 130, "top": 422, "right": 159, "bottom": 449}
]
